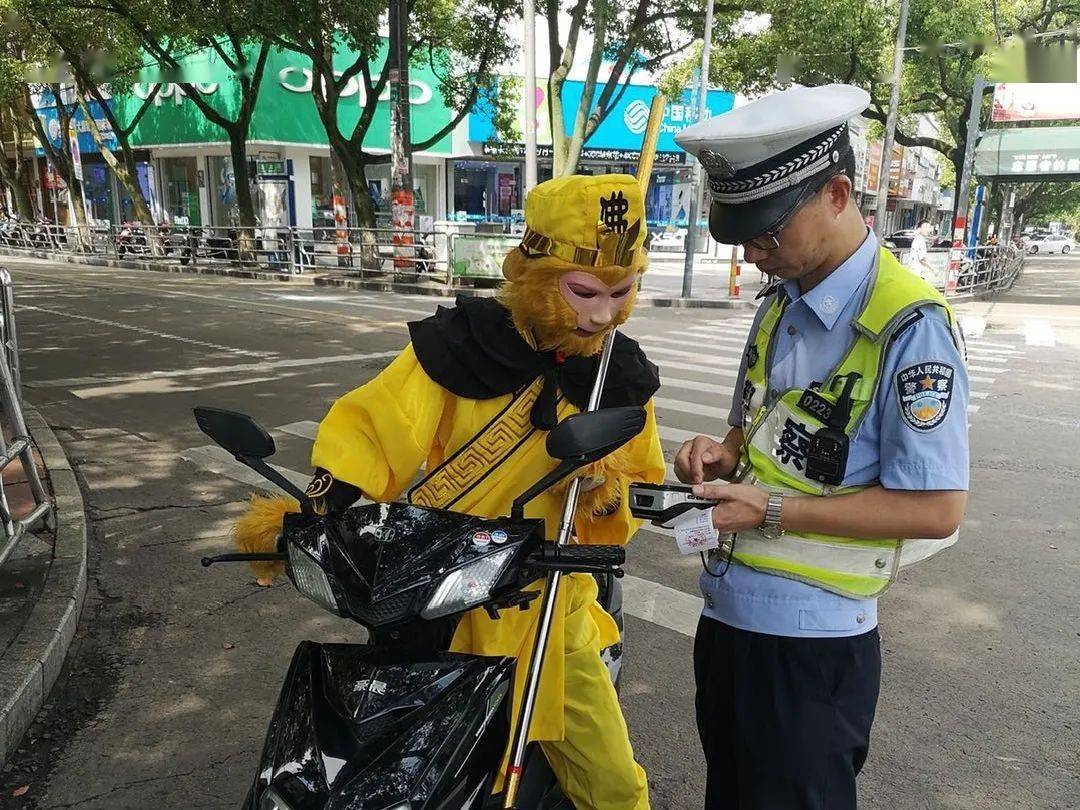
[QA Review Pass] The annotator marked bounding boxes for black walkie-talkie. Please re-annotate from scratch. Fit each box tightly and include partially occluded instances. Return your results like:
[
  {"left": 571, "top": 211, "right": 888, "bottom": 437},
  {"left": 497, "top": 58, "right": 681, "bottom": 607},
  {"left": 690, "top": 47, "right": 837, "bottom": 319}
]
[{"left": 805, "top": 373, "right": 861, "bottom": 486}]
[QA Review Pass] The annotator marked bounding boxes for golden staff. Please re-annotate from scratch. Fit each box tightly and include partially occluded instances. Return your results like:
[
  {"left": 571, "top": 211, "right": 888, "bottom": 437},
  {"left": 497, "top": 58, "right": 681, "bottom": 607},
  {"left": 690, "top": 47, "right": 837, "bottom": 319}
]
[{"left": 635, "top": 94, "right": 667, "bottom": 198}]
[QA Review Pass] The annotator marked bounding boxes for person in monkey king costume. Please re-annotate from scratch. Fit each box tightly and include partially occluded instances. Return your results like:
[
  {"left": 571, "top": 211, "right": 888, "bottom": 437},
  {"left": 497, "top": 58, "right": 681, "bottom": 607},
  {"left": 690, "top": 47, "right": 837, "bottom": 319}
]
[{"left": 234, "top": 174, "right": 665, "bottom": 808}]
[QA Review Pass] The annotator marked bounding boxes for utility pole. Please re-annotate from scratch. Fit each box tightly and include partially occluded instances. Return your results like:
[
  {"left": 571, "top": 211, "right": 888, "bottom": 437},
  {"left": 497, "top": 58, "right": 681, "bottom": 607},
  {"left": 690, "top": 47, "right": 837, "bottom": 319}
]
[
  {"left": 953, "top": 75, "right": 988, "bottom": 245},
  {"left": 873, "top": 0, "right": 911, "bottom": 238},
  {"left": 389, "top": 0, "right": 415, "bottom": 270},
  {"left": 523, "top": 0, "right": 538, "bottom": 195},
  {"left": 680, "top": 0, "right": 715, "bottom": 299}
]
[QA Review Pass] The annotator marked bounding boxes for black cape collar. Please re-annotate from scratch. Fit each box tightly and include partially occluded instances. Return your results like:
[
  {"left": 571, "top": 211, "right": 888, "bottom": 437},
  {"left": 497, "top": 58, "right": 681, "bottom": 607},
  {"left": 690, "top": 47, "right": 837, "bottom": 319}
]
[{"left": 408, "top": 296, "right": 660, "bottom": 430}]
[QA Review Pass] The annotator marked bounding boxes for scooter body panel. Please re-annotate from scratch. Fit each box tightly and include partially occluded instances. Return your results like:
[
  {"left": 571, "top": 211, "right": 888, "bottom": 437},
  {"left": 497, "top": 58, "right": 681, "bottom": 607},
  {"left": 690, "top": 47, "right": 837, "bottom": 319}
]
[{"left": 251, "top": 641, "right": 515, "bottom": 809}]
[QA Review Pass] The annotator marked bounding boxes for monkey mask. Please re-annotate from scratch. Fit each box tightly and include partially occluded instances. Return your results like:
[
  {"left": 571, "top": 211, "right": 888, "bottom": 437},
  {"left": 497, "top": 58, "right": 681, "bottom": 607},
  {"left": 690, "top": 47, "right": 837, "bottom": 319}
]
[{"left": 501, "top": 174, "right": 648, "bottom": 358}]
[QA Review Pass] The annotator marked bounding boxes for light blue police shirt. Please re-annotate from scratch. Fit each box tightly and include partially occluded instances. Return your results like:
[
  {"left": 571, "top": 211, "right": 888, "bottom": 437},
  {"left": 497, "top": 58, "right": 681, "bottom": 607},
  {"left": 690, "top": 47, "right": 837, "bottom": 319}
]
[{"left": 700, "top": 229, "right": 970, "bottom": 637}]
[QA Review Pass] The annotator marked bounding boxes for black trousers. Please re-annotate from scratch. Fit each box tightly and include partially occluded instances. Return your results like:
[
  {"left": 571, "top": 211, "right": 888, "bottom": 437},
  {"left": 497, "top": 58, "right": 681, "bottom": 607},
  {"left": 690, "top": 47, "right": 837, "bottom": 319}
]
[{"left": 694, "top": 616, "right": 881, "bottom": 810}]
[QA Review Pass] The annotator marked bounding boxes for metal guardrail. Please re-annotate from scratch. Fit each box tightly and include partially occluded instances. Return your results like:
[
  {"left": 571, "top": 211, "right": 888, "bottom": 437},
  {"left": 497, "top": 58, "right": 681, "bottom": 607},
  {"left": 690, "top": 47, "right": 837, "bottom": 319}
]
[
  {"left": 889, "top": 244, "right": 1025, "bottom": 298},
  {"left": 0, "top": 220, "right": 455, "bottom": 283},
  {"left": 0, "top": 267, "right": 54, "bottom": 568}
]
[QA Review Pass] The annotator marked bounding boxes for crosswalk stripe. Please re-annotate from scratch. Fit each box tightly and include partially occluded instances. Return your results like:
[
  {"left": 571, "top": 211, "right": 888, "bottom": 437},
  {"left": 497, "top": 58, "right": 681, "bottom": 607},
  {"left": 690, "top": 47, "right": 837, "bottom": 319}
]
[
  {"left": 180, "top": 444, "right": 310, "bottom": 490},
  {"left": 967, "top": 404, "right": 980, "bottom": 414},
  {"left": 967, "top": 340, "right": 1021, "bottom": 350},
  {"left": 621, "top": 574, "right": 700, "bottom": 637},
  {"left": 646, "top": 345, "right": 740, "bottom": 366},
  {"left": 661, "top": 376, "right": 733, "bottom": 395},
  {"left": 1024, "top": 319, "right": 1055, "bottom": 347},
  {"left": 969, "top": 375, "right": 996, "bottom": 384},
  {"left": 656, "top": 358, "right": 738, "bottom": 378},
  {"left": 275, "top": 420, "right": 319, "bottom": 440},
  {"left": 963, "top": 354, "right": 1007, "bottom": 364},
  {"left": 967, "top": 365, "right": 1006, "bottom": 374},
  {"left": 659, "top": 425, "right": 701, "bottom": 445},
  {"left": 971, "top": 391, "right": 988, "bottom": 399},
  {"left": 653, "top": 397, "right": 730, "bottom": 420},
  {"left": 966, "top": 345, "right": 1020, "bottom": 356},
  {"left": 639, "top": 333, "right": 748, "bottom": 348}
]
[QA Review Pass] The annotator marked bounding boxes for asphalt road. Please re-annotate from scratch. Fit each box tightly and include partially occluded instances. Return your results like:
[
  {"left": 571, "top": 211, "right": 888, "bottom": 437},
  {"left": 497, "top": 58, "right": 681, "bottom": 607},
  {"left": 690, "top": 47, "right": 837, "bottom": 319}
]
[{"left": 0, "top": 253, "right": 1077, "bottom": 809}]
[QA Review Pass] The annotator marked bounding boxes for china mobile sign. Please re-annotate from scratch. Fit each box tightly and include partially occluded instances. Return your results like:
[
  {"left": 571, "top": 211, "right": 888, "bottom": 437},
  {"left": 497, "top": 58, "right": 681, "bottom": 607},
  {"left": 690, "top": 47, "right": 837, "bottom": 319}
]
[{"left": 132, "top": 71, "right": 434, "bottom": 107}]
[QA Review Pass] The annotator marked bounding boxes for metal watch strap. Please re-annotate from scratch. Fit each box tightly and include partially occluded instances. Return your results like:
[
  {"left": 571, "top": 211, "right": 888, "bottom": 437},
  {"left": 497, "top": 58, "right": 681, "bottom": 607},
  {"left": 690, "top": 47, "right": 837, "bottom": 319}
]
[{"left": 762, "top": 492, "right": 784, "bottom": 538}]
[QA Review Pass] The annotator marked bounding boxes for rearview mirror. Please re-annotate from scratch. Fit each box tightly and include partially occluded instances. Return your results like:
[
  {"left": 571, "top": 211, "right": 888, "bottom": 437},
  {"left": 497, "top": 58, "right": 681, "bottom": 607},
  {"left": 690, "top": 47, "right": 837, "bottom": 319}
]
[
  {"left": 511, "top": 406, "right": 647, "bottom": 519},
  {"left": 546, "top": 406, "right": 646, "bottom": 463},
  {"left": 193, "top": 406, "right": 276, "bottom": 460}
]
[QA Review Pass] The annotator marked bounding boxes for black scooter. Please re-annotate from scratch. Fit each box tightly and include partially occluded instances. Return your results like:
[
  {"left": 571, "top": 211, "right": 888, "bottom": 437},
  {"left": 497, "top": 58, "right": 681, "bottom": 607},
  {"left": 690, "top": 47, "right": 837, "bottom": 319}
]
[{"left": 195, "top": 403, "right": 643, "bottom": 809}]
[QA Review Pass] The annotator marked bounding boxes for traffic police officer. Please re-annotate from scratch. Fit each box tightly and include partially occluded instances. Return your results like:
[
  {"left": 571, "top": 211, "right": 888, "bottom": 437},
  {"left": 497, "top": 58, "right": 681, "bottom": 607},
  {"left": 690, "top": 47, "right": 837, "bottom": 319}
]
[{"left": 672, "top": 84, "right": 970, "bottom": 808}]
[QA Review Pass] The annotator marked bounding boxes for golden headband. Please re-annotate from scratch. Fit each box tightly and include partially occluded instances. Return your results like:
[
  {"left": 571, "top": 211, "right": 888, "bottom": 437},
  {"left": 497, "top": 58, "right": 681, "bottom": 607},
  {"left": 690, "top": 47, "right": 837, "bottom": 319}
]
[{"left": 518, "top": 218, "right": 642, "bottom": 268}]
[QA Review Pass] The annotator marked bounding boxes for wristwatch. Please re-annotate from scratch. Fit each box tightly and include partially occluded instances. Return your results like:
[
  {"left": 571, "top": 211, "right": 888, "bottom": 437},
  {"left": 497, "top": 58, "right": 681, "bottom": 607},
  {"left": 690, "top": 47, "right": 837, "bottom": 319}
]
[{"left": 760, "top": 492, "right": 785, "bottom": 539}]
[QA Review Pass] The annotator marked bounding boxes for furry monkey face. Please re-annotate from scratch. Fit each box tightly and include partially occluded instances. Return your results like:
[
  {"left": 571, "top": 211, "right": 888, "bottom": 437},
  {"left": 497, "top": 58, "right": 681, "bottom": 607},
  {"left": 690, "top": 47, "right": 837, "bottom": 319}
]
[{"left": 501, "top": 249, "right": 643, "bottom": 357}]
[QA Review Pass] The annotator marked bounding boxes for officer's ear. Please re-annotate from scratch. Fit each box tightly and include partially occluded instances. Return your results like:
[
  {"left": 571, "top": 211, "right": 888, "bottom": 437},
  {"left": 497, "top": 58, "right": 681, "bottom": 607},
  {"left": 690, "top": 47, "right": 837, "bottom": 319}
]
[{"left": 823, "top": 174, "right": 852, "bottom": 217}]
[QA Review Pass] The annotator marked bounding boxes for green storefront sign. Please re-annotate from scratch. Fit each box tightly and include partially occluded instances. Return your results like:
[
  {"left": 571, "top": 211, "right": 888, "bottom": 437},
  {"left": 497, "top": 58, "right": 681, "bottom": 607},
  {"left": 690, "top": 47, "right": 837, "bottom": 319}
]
[{"left": 117, "top": 42, "right": 454, "bottom": 153}]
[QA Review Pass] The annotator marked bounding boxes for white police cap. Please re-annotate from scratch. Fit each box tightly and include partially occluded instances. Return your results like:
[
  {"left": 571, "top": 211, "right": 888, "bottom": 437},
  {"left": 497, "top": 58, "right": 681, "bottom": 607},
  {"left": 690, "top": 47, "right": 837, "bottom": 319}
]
[{"left": 675, "top": 84, "right": 870, "bottom": 244}]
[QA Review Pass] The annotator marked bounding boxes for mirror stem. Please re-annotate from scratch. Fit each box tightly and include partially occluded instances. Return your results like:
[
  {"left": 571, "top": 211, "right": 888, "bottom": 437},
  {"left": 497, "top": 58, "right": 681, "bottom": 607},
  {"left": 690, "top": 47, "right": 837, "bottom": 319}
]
[{"left": 240, "top": 455, "right": 313, "bottom": 513}]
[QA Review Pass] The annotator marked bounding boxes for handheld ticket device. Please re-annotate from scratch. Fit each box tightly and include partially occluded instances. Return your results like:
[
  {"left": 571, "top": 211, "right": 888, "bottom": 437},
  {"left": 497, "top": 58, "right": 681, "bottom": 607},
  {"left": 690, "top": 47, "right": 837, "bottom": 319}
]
[{"left": 629, "top": 483, "right": 720, "bottom": 529}]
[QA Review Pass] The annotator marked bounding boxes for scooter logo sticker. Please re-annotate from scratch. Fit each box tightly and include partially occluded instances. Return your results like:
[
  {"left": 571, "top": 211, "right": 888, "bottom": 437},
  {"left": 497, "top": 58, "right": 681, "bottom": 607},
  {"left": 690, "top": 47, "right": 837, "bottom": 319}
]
[
  {"left": 896, "top": 362, "right": 955, "bottom": 432},
  {"left": 472, "top": 531, "right": 492, "bottom": 547},
  {"left": 491, "top": 530, "right": 509, "bottom": 545}
]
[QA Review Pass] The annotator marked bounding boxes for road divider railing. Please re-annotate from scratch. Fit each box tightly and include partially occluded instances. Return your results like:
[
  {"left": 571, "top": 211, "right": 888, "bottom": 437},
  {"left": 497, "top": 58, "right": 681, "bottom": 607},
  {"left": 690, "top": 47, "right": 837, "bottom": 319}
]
[
  {"left": 0, "top": 266, "right": 54, "bottom": 569},
  {"left": 888, "top": 243, "right": 1025, "bottom": 298}
]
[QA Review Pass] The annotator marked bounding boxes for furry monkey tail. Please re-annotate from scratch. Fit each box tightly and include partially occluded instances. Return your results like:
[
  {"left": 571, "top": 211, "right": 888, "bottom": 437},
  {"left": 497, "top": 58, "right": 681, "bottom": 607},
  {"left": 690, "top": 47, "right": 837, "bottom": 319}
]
[{"left": 232, "top": 493, "right": 301, "bottom": 586}]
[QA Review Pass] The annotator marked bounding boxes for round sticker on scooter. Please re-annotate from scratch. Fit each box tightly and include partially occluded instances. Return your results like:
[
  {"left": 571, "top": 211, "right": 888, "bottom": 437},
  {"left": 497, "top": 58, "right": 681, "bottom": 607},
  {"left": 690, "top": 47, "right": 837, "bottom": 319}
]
[
  {"left": 491, "top": 530, "right": 509, "bottom": 545},
  {"left": 472, "top": 531, "right": 492, "bottom": 547}
]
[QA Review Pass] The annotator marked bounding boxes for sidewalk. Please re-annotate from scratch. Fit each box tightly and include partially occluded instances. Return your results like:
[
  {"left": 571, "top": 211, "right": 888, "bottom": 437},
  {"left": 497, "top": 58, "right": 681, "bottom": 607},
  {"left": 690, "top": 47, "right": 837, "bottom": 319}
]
[{"left": 0, "top": 407, "right": 87, "bottom": 766}]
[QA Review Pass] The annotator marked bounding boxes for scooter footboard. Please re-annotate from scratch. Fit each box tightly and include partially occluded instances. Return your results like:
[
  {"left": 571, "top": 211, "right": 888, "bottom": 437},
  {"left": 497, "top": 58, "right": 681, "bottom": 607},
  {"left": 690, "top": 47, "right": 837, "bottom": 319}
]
[{"left": 247, "top": 641, "right": 515, "bottom": 809}]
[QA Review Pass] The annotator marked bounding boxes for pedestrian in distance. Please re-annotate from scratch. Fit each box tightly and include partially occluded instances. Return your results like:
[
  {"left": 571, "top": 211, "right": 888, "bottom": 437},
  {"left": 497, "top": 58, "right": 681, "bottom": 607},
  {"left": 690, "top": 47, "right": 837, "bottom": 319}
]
[{"left": 672, "top": 84, "right": 971, "bottom": 810}]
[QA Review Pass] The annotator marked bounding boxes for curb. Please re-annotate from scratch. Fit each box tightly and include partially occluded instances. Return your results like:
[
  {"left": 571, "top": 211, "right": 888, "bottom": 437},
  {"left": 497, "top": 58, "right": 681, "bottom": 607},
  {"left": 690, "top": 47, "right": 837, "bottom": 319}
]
[
  {"left": 0, "top": 246, "right": 756, "bottom": 309},
  {"left": 0, "top": 405, "right": 87, "bottom": 767}
]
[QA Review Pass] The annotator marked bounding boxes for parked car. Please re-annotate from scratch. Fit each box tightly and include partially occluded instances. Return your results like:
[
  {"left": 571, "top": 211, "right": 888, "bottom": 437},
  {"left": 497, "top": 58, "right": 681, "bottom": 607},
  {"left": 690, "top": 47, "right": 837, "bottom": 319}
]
[
  {"left": 1024, "top": 233, "right": 1074, "bottom": 255},
  {"left": 883, "top": 230, "right": 952, "bottom": 249}
]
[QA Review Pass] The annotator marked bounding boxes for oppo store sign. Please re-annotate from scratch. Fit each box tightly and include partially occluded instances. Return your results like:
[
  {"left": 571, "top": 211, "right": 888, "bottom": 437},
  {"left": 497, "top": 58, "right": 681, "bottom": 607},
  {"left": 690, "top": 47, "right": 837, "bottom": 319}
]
[
  {"left": 277, "top": 67, "right": 434, "bottom": 105},
  {"left": 132, "top": 70, "right": 434, "bottom": 108}
]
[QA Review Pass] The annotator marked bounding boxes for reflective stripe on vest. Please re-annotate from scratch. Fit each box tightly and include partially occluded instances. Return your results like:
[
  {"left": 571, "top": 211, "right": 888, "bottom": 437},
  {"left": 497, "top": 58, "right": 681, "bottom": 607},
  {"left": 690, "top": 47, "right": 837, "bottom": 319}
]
[{"left": 733, "top": 248, "right": 960, "bottom": 599}]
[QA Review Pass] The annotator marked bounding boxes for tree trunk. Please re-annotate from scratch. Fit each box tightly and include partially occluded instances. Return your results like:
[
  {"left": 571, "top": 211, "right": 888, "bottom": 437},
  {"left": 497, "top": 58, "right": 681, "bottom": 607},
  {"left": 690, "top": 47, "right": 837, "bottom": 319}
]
[
  {"left": 562, "top": 0, "right": 608, "bottom": 177},
  {"left": 345, "top": 159, "right": 381, "bottom": 268},
  {"left": 74, "top": 90, "right": 154, "bottom": 226},
  {"left": 8, "top": 108, "right": 35, "bottom": 218},
  {"left": 228, "top": 133, "right": 257, "bottom": 263}
]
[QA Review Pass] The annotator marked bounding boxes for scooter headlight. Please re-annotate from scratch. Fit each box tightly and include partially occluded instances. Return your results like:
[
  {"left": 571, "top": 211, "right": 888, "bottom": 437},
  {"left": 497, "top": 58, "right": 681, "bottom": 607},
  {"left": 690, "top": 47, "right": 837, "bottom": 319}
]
[
  {"left": 421, "top": 547, "right": 515, "bottom": 620},
  {"left": 287, "top": 538, "right": 341, "bottom": 615},
  {"left": 259, "top": 787, "right": 294, "bottom": 810}
]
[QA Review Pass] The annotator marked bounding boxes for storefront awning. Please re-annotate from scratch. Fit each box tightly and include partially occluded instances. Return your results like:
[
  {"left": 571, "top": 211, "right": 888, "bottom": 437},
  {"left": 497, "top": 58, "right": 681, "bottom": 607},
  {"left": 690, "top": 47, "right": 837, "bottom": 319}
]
[{"left": 974, "top": 126, "right": 1080, "bottom": 181}]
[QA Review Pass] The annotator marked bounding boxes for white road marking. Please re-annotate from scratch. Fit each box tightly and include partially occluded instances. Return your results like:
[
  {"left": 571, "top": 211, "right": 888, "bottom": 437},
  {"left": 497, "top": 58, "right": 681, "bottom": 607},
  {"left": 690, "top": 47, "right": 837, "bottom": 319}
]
[
  {"left": 1024, "top": 319, "right": 1056, "bottom": 347},
  {"left": 28, "top": 351, "right": 399, "bottom": 389},
  {"left": 967, "top": 404, "right": 980, "bottom": 413},
  {"left": 659, "top": 425, "right": 701, "bottom": 445},
  {"left": 963, "top": 354, "right": 1007, "bottom": 364},
  {"left": 971, "top": 391, "right": 988, "bottom": 399},
  {"left": 275, "top": 420, "right": 320, "bottom": 440},
  {"left": 661, "top": 376, "right": 734, "bottom": 396},
  {"left": 968, "top": 375, "right": 996, "bottom": 384},
  {"left": 646, "top": 345, "right": 740, "bottom": 366},
  {"left": 966, "top": 340, "right": 1021, "bottom": 350},
  {"left": 621, "top": 574, "right": 701, "bottom": 638},
  {"left": 21, "top": 303, "right": 274, "bottom": 358},
  {"left": 180, "top": 444, "right": 311, "bottom": 490},
  {"left": 966, "top": 365, "right": 1006, "bottom": 374},
  {"left": 639, "top": 333, "right": 748, "bottom": 348},
  {"left": 653, "top": 397, "right": 730, "bottom": 420},
  {"left": 656, "top": 358, "right": 738, "bottom": 377}
]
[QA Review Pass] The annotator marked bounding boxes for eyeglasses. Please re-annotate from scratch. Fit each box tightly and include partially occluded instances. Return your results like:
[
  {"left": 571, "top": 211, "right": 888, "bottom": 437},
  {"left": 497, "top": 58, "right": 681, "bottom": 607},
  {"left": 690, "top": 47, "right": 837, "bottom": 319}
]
[{"left": 742, "top": 172, "right": 839, "bottom": 252}]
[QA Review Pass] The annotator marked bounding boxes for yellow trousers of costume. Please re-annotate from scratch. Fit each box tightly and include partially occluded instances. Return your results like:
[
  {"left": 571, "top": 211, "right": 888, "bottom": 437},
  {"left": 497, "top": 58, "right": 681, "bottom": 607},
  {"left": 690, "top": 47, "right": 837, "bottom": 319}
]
[
  {"left": 537, "top": 600, "right": 650, "bottom": 810},
  {"left": 482, "top": 575, "right": 650, "bottom": 810}
]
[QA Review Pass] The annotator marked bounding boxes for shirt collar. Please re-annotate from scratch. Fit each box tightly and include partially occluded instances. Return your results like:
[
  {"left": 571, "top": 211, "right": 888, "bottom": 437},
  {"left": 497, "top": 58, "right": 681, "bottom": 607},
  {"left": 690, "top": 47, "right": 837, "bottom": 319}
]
[{"left": 781, "top": 229, "right": 877, "bottom": 330}]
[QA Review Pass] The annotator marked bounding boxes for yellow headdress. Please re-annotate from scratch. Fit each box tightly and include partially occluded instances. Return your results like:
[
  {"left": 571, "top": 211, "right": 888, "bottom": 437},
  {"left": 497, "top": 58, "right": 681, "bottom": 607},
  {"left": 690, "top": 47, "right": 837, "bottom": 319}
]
[{"left": 501, "top": 174, "right": 648, "bottom": 357}]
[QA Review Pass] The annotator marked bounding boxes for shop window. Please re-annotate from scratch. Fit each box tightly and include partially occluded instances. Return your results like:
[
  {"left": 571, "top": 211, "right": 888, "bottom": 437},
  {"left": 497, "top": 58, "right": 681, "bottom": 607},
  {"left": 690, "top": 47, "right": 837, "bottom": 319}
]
[
  {"left": 160, "top": 156, "right": 201, "bottom": 226},
  {"left": 309, "top": 156, "right": 335, "bottom": 230}
]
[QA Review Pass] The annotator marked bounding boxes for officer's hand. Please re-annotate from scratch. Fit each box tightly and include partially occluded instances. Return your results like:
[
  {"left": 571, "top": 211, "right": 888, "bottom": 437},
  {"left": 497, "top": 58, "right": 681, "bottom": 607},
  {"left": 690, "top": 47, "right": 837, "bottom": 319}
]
[
  {"left": 692, "top": 483, "right": 769, "bottom": 533},
  {"left": 674, "top": 435, "right": 738, "bottom": 484}
]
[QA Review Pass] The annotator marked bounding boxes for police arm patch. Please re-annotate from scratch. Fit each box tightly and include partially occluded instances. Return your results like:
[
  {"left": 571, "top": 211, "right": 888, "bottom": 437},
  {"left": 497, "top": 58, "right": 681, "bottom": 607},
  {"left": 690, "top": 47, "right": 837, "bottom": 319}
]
[{"left": 895, "top": 362, "right": 955, "bottom": 432}]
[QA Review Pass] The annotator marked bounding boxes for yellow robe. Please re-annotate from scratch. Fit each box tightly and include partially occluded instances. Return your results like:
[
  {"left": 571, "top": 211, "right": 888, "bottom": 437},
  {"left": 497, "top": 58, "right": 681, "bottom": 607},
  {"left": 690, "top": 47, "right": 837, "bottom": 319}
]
[{"left": 310, "top": 342, "right": 665, "bottom": 744}]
